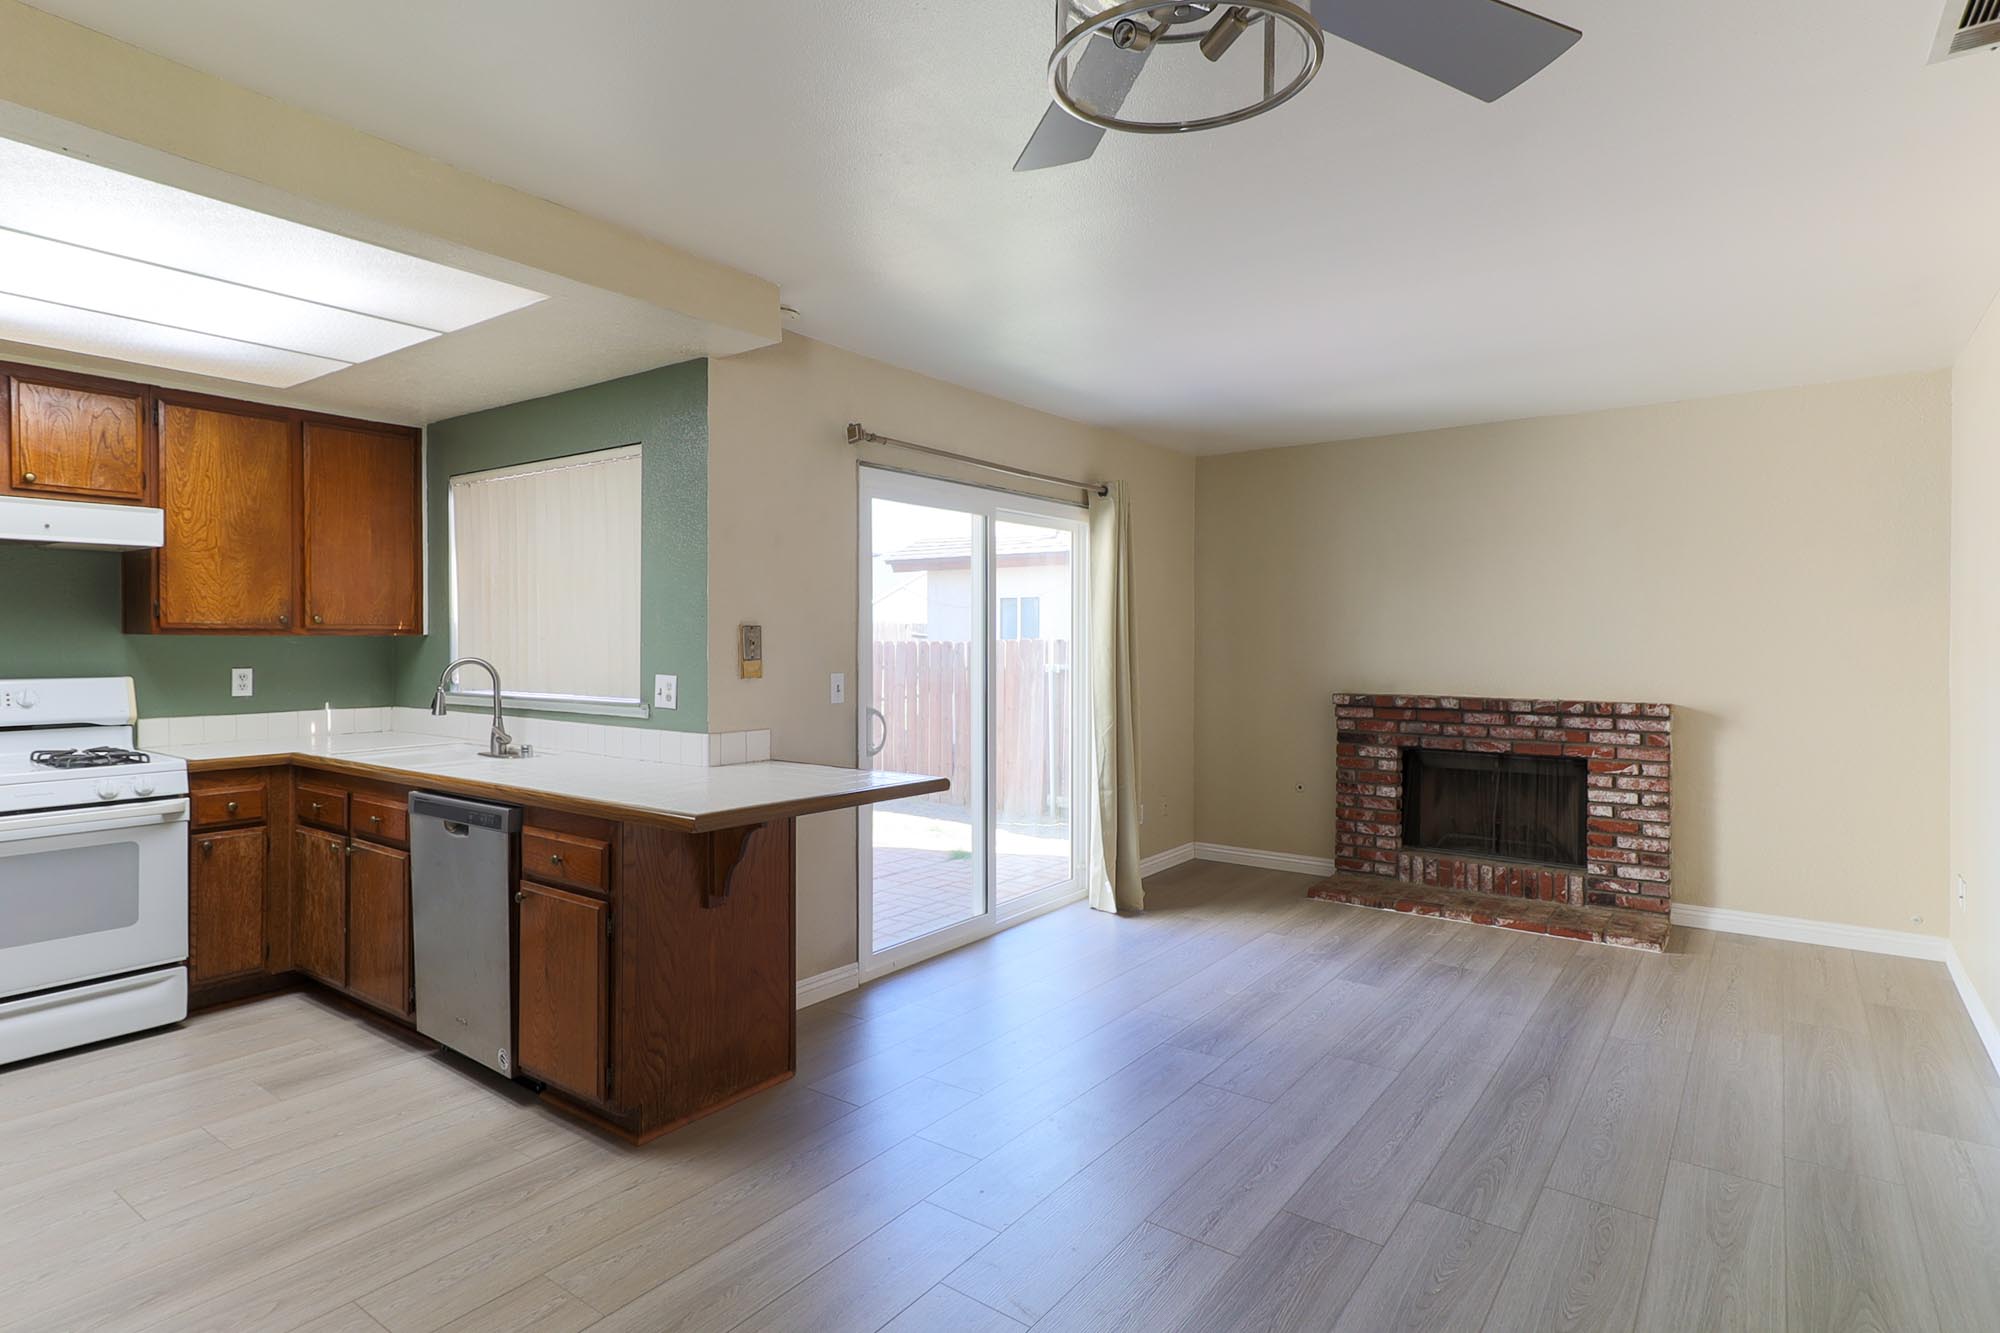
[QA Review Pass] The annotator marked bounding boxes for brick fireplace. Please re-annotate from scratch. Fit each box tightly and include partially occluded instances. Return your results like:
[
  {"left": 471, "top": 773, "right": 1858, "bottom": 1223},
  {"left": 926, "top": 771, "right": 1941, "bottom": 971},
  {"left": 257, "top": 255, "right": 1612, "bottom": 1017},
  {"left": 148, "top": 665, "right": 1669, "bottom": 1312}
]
[{"left": 1332, "top": 693, "right": 1674, "bottom": 915}]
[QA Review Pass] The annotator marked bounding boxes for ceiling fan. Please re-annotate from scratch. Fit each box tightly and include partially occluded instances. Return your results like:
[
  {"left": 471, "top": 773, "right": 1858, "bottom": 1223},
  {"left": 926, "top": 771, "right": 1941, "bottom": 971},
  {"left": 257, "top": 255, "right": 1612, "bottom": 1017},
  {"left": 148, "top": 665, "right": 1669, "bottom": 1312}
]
[{"left": 1015, "top": 0, "right": 1582, "bottom": 171}]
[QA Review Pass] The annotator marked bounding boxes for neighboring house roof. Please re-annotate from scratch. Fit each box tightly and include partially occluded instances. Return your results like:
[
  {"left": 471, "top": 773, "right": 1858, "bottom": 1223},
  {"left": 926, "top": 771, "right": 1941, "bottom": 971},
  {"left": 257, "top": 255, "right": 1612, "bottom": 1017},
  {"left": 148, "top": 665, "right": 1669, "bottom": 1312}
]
[{"left": 882, "top": 527, "right": 1071, "bottom": 570}]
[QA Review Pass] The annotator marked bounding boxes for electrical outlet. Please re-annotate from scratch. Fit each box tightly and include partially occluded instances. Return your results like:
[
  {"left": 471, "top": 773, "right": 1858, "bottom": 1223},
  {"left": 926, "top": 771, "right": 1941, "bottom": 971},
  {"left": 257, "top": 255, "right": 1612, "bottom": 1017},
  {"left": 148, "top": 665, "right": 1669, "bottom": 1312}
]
[
  {"left": 739, "top": 623, "right": 764, "bottom": 680},
  {"left": 830, "top": 672, "right": 846, "bottom": 705},
  {"left": 231, "top": 668, "right": 253, "bottom": 698},
  {"left": 654, "top": 674, "right": 677, "bottom": 710}
]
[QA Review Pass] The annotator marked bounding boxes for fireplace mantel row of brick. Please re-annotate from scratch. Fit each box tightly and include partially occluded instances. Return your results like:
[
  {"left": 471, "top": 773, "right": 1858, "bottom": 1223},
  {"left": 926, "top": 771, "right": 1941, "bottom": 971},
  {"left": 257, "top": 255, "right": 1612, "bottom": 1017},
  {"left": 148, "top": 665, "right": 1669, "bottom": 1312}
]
[{"left": 1333, "top": 693, "right": 1674, "bottom": 914}]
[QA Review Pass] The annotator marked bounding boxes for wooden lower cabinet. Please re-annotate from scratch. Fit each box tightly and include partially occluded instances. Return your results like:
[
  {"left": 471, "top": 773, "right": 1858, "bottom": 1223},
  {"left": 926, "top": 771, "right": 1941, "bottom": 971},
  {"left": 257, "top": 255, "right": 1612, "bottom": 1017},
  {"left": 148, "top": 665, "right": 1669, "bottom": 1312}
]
[
  {"left": 185, "top": 763, "right": 815, "bottom": 1142},
  {"left": 189, "top": 828, "right": 267, "bottom": 983},
  {"left": 294, "top": 826, "right": 349, "bottom": 988},
  {"left": 347, "top": 841, "right": 412, "bottom": 1017},
  {"left": 516, "top": 880, "right": 610, "bottom": 1104}
]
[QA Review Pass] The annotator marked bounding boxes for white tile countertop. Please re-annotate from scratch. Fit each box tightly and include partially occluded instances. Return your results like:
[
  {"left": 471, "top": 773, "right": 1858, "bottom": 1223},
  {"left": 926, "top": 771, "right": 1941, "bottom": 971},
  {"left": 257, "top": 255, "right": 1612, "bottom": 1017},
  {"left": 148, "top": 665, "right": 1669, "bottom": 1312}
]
[{"left": 156, "top": 730, "right": 948, "bottom": 833}]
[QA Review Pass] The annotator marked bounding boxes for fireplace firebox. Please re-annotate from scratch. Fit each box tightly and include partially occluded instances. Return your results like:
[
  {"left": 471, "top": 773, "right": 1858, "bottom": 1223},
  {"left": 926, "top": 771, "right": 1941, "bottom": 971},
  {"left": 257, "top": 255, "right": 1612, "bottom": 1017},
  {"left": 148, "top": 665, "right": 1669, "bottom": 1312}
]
[
  {"left": 1400, "top": 749, "right": 1587, "bottom": 869},
  {"left": 1332, "top": 694, "right": 1674, "bottom": 914}
]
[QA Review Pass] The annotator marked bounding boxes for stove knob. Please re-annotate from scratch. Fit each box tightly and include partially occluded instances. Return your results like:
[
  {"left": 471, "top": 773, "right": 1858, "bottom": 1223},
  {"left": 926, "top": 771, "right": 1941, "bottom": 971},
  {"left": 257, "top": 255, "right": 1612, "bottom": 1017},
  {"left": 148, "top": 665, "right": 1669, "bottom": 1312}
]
[
  {"left": 133, "top": 778, "right": 157, "bottom": 798},
  {"left": 96, "top": 780, "right": 121, "bottom": 801},
  {"left": 17, "top": 690, "right": 34, "bottom": 709}
]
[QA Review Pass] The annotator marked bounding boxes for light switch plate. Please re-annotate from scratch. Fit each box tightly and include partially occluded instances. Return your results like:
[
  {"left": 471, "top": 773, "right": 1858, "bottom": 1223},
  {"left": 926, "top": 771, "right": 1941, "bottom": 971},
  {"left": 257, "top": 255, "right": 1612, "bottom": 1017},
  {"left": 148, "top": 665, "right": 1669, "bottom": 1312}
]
[
  {"left": 654, "top": 674, "right": 678, "bottom": 709},
  {"left": 830, "top": 672, "right": 846, "bottom": 705},
  {"left": 231, "top": 667, "right": 253, "bottom": 698},
  {"left": 739, "top": 623, "right": 764, "bottom": 680}
]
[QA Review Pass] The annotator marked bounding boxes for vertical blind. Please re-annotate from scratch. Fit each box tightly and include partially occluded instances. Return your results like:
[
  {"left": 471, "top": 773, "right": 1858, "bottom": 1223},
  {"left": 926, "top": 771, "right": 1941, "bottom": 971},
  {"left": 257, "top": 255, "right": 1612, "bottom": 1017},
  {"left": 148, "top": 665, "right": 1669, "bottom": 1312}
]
[{"left": 449, "top": 444, "right": 642, "bottom": 702}]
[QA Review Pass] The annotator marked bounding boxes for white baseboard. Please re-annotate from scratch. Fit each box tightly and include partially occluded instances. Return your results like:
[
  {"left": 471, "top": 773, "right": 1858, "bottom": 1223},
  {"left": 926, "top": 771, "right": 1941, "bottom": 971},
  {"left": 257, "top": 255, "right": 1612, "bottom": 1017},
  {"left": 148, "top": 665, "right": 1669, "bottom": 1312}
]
[
  {"left": 1669, "top": 903, "right": 1948, "bottom": 961},
  {"left": 1947, "top": 945, "right": 2000, "bottom": 1078},
  {"left": 1139, "top": 843, "right": 1197, "bottom": 878},
  {"left": 1194, "top": 842, "right": 1339, "bottom": 878},
  {"left": 796, "top": 964, "right": 859, "bottom": 1009}
]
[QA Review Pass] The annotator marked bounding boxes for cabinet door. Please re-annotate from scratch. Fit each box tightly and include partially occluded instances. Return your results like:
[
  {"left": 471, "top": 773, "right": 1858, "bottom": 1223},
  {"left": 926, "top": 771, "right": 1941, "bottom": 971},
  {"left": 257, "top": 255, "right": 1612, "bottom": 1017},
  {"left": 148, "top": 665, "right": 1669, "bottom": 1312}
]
[
  {"left": 517, "top": 881, "right": 609, "bottom": 1103},
  {"left": 7, "top": 375, "right": 148, "bottom": 502},
  {"left": 190, "top": 828, "right": 266, "bottom": 982},
  {"left": 157, "top": 401, "right": 297, "bottom": 631},
  {"left": 294, "top": 826, "right": 348, "bottom": 987},
  {"left": 347, "top": 841, "right": 411, "bottom": 1015},
  {"left": 301, "top": 422, "right": 421, "bottom": 633}
]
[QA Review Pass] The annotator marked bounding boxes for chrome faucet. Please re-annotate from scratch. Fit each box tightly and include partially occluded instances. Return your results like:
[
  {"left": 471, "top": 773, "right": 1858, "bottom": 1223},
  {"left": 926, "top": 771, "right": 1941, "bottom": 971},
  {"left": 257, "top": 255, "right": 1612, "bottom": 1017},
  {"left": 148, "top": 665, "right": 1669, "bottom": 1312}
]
[{"left": 432, "top": 657, "right": 525, "bottom": 758}]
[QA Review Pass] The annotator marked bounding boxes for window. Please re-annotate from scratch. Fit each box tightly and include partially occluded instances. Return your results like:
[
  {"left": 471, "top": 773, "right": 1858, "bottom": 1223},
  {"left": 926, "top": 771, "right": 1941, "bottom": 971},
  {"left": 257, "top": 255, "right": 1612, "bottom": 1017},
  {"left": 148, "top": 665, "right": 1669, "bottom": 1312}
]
[
  {"left": 999, "top": 595, "right": 1041, "bottom": 640},
  {"left": 448, "top": 444, "right": 642, "bottom": 706}
]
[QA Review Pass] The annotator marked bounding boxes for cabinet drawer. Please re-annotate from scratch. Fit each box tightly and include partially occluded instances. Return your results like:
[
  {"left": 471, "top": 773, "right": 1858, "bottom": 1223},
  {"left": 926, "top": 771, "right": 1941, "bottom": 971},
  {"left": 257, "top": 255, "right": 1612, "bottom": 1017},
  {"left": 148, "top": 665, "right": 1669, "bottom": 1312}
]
[
  {"left": 522, "top": 828, "right": 610, "bottom": 894},
  {"left": 350, "top": 793, "right": 409, "bottom": 846},
  {"left": 192, "top": 780, "right": 267, "bottom": 829},
  {"left": 296, "top": 781, "right": 348, "bottom": 833}
]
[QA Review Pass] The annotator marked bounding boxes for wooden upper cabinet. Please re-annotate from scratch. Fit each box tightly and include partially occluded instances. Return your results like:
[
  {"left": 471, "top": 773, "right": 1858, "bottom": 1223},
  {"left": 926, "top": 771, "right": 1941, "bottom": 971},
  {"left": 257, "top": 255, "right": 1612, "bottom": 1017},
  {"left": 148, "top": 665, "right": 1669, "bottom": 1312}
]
[
  {"left": 151, "top": 400, "right": 298, "bottom": 632},
  {"left": 302, "top": 422, "right": 421, "bottom": 634},
  {"left": 3, "top": 370, "right": 150, "bottom": 504}
]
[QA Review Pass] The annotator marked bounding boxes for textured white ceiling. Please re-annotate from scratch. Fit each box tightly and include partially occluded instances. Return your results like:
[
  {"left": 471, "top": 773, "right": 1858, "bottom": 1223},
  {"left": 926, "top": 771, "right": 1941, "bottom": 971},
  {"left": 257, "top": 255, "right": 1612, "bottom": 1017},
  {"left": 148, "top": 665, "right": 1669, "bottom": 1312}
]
[{"left": 24, "top": 0, "right": 2000, "bottom": 449}]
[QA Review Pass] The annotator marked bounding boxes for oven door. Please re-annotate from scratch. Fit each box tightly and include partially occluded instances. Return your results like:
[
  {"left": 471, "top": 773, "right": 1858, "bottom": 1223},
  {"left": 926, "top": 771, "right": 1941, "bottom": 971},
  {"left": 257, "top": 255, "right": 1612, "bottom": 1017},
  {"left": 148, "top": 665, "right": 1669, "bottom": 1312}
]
[{"left": 0, "top": 798, "right": 189, "bottom": 999}]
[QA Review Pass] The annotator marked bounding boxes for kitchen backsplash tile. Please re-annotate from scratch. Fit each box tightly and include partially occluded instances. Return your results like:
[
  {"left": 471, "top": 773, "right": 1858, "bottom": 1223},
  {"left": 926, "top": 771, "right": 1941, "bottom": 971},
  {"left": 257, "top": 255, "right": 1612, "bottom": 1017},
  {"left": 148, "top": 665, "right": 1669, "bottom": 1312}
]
[{"left": 139, "top": 707, "right": 770, "bottom": 767}]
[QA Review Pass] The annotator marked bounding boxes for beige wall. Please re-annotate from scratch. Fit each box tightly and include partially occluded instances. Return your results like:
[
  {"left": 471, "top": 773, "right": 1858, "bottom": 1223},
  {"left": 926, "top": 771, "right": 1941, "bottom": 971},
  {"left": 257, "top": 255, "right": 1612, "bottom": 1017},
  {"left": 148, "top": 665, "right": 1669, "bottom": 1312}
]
[
  {"left": 707, "top": 334, "right": 1198, "bottom": 980},
  {"left": 1195, "top": 373, "right": 1951, "bottom": 935},
  {"left": 1951, "top": 296, "right": 2000, "bottom": 1039}
]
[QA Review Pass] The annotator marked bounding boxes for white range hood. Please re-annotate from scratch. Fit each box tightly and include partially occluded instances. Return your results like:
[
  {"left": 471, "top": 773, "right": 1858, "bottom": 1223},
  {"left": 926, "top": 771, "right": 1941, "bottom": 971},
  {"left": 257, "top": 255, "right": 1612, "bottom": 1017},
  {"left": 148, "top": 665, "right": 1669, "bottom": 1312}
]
[{"left": 0, "top": 495, "right": 164, "bottom": 550}]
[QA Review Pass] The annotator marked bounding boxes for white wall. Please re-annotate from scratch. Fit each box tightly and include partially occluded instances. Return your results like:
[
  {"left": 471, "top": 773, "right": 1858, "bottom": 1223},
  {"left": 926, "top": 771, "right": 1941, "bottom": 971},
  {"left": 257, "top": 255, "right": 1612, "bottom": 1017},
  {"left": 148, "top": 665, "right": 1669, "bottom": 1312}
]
[
  {"left": 1951, "top": 292, "right": 2000, "bottom": 1041},
  {"left": 1196, "top": 373, "right": 1953, "bottom": 936}
]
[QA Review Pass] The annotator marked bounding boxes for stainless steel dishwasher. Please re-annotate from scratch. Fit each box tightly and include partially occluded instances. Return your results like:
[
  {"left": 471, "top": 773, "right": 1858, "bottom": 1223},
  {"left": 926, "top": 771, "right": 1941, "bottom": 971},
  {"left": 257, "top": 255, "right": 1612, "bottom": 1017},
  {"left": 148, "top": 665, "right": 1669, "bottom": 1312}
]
[{"left": 410, "top": 791, "right": 521, "bottom": 1076}]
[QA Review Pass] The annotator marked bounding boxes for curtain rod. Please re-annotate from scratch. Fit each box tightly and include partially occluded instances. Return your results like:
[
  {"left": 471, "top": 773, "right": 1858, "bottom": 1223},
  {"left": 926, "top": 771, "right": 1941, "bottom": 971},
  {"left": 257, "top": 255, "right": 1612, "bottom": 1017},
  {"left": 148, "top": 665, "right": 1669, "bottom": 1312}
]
[{"left": 846, "top": 423, "right": 1109, "bottom": 498}]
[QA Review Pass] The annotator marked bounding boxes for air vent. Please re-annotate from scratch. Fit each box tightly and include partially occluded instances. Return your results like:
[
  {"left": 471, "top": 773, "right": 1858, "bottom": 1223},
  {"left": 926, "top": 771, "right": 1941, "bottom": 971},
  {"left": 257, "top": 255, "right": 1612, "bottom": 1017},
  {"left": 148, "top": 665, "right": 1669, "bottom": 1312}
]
[{"left": 1933, "top": 0, "right": 2000, "bottom": 62}]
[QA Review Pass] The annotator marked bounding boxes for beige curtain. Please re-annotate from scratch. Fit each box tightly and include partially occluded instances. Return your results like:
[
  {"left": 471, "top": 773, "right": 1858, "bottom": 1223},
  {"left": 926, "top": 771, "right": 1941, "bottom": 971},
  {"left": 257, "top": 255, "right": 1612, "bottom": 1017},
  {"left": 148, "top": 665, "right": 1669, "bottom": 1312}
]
[
  {"left": 450, "top": 445, "right": 642, "bottom": 701},
  {"left": 1088, "top": 481, "right": 1144, "bottom": 913}
]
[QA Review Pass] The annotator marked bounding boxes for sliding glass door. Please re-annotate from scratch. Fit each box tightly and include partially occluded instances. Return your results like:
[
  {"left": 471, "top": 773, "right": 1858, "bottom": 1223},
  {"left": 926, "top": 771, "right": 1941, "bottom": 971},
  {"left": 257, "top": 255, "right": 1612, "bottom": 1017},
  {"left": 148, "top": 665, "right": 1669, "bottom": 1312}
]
[{"left": 859, "top": 468, "right": 1088, "bottom": 974}]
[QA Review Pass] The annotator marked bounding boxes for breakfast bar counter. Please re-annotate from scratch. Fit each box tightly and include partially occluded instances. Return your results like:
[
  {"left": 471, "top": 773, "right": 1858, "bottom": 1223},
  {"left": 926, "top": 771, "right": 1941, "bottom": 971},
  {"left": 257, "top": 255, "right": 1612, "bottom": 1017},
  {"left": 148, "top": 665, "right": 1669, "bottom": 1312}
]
[{"left": 161, "top": 731, "right": 944, "bottom": 1141}]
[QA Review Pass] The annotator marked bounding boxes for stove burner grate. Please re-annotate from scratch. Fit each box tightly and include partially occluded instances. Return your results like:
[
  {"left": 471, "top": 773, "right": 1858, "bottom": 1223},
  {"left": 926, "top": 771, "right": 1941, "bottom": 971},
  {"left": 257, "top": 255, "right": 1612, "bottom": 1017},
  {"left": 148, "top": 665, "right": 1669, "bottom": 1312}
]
[{"left": 29, "top": 746, "right": 153, "bottom": 770}]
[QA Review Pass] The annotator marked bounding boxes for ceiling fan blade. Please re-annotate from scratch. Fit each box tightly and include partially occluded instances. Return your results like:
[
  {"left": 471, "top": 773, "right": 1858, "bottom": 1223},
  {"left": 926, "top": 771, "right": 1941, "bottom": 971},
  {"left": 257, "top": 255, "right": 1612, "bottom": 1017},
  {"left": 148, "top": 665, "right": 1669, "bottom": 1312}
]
[
  {"left": 1013, "top": 33, "right": 1155, "bottom": 172},
  {"left": 1312, "top": 0, "right": 1580, "bottom": 102}
]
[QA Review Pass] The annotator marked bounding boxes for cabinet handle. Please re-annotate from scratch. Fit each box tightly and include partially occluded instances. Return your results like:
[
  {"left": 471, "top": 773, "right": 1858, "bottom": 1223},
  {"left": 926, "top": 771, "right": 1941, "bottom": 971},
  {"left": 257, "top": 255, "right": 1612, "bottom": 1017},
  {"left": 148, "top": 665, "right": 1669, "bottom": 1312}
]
[
  {"left": 549, "top": 852, "right": 565, "bottom": 866},
  {"left": 21, "top": 471, "right": 36, "bottom": 483},
  {"left": 278, "top": 614, "right": 289, "bottom": 626},
  {"left": 369, "top": 814, "right": 381, "bottom": 825},
  {"left": 226, "top": 800, "right": 239, "bottom": 815},
  {"left": 514, "top": 891, "right": 525, "bottom": 903},
  {"left": 312, "top": 614, "right": 324, "bottom": 625},
  {"left": 200, "top": 840, "right": 213, "bottom": 854}
]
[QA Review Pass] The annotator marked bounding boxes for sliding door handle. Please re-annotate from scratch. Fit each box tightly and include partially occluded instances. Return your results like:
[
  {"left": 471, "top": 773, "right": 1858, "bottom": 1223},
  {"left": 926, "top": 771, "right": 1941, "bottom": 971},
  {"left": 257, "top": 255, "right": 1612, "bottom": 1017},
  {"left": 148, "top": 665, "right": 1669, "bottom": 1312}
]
[{"left": 864, "top": 706, "right": 888, "bottom": 758}]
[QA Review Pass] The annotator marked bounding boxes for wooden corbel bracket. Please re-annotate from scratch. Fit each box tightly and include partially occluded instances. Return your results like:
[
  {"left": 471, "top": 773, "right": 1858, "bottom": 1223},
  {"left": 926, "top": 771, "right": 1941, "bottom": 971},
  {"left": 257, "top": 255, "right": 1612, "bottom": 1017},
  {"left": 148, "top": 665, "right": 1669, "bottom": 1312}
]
[{"left": 703, "top": 821, "right": 769, "bottom": 908}]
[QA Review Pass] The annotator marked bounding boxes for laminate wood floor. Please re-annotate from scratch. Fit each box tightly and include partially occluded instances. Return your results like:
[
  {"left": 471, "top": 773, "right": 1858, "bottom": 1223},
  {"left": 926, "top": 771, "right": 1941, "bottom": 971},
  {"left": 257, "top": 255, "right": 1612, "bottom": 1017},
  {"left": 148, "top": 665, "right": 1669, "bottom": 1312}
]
[{"left": 5, "top": 861, "right": 1997, "bottom": 1331}]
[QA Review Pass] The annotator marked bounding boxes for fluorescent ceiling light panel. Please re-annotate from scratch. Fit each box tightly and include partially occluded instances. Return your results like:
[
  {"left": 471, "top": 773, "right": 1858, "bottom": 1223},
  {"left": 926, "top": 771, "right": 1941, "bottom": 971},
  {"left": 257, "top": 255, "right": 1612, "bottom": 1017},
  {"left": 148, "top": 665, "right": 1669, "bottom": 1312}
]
[
  {"left": 0, "top": 137, "right": 544, "bottom": 387},
  {"left": 0, "top": 291, "right": 347, "bottom": 388}
]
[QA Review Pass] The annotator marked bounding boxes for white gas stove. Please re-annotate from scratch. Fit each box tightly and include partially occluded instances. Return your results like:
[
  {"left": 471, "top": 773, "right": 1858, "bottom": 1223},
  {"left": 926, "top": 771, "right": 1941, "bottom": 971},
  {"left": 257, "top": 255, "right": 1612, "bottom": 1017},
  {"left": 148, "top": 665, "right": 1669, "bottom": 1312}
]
[{"left": 0, "top": 677, "right": 190, "bottom": 1066}]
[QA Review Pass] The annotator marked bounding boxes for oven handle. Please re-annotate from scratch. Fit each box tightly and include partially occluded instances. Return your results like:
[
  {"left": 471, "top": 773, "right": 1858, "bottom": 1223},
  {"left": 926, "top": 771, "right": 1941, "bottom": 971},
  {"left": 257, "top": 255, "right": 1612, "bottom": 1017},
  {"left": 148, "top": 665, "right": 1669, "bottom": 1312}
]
[{"left": 0, "top": 798, "right": 190, "bottom": 845}]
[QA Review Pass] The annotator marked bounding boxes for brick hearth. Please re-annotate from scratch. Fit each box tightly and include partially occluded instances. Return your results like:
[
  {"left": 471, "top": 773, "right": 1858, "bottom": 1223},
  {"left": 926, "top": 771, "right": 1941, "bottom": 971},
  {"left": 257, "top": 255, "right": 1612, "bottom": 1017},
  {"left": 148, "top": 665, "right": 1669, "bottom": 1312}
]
[
  {"left": 1334, "top": 693, "right": 1674, "bottom": 915},
  {"left": 1306, "top": 876, "right": 1671, "bottom": 951}
]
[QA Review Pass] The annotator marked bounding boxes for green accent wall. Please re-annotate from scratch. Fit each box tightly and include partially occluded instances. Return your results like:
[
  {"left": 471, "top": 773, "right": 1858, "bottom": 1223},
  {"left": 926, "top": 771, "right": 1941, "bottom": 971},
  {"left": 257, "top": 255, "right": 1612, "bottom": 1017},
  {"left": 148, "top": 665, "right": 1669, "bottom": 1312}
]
[
  {"left": 392, "top": 359, "right": 709, "bottom": 731},
  {"left": 0, "top": 546, "right": 400, "bottom": 714}
]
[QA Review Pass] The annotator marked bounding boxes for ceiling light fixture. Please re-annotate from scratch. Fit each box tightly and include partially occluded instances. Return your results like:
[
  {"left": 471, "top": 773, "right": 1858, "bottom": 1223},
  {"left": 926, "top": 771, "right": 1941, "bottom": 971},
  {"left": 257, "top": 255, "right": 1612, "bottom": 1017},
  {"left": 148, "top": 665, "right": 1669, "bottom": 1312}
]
[
  {"left": 1016, "top": 0, "right": 1584, "bottom": 171},
  {"left": 0, "top": 137, "right": 545, "bottom": 388},
  {"left": 1048, "top": 1, "right": 1323, "bottom": 139}
]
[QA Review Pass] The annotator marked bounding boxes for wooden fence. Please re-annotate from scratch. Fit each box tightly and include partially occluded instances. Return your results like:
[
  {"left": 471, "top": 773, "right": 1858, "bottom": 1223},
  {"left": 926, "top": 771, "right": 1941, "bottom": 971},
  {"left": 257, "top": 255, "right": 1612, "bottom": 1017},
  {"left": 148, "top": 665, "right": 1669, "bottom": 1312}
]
[{"left": 870, "top": 637, "right": 1072, "bottom": 819}]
